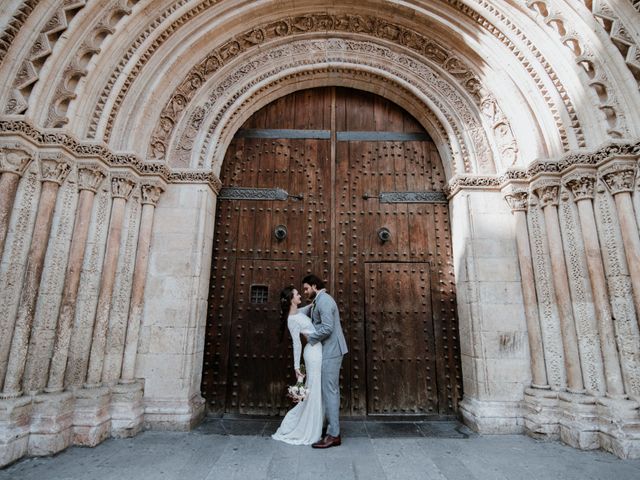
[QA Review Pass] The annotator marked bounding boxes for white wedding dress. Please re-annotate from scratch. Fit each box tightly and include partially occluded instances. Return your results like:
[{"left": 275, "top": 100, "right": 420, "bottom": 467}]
[{"left": 272, "top": 312, "right": 323, "bottom": 445}]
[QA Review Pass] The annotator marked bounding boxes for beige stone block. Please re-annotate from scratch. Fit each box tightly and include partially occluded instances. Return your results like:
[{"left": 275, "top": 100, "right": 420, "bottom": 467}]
[
  {"left": 486, "top": 358, "right": 531, "bottom": 384},
  {"left": 72, "top": 387, "right": 111, "bottom": 447},
  {"left": 137, "top": 354, "right": 188, "bottom": 398},
  {"left": 475, "top": 257, "right": 520, "bottom": 282},
  {"left": 0, "top": 396, "right": 32, "bottom": 468},
  {"left": 480, "top": 303, "right": 527, "bottom": 331},
  {"left": 148, "top": 327, "right": 187, "bottom": 355},
  {"left": 479, "top": 281, "right": 523, "bottom": 304},
  {"left": 470, "top": 213, "right": 515, "bottom": 239},
  {"left": 472, "top": 238, "right": 517, "bottom": 258},
  {"left": 482, "top": 331, "right": 529, "bottom": 359},
  {"left": 153, "top": 208, "right": 199, "bottom": 234}
]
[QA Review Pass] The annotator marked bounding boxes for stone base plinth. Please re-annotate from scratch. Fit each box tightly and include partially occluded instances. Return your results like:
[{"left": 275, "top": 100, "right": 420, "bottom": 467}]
[
  {"left": 111, "top": 381, "right": 144, "bottom": 438},
  {"left": 558, "top": 392, "right": 598, "bottom": 450},
  {"left": 144, "top": 394, "right": 205, "bottom": 431},
  {"left": 523, "top": 387, "right": 559, "bottom": 439},
  {"left": 0, "top": 396, "right": 32, "bottom": 468},
  {"left": 73, "top": 386, "right": 111, "bottom": 446},
  {"left": 459, "top": 397, "right": 524, "bottom": 434},
  {"left": 28, "top": 391, "right": 74, "bottom": 456},
  {"left": 597, "top": 397, "right": 640, "bottom": 459}
]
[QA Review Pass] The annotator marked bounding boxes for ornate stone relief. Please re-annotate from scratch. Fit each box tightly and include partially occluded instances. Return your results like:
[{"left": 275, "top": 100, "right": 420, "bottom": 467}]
[
  {"left": 452, "top": 0, "right": 582, "bottom": 148},
  {"left": 183, "top": 46, "right": 470, "bottom": 174},
  {"left": 46, "top": 0, "right": 136, "bottom": 128},
  {"left": 0, "top": 143, "right": 35, "bottom": 175},
  {"left": 65, "top": 180, "right": 111, "bottom": 387},
  {"left": 77, "top": 163, "right": 107, "bottom": 192},
  {"left": 23, "top": 167, "right": 79, "bottom": 393},
  {"left": 0, "top": 162, "right": 40, "bottom": 387},
  {"left": 131, "top": 13, "right": 515, "bottom": 172},
  {"left": 526, "top": 0, "right": 628, "bottom": 138},
  {"left": 140, "top": 181, "right": 165, "bottom": 206},
  {"left": 5, "top": 1, "right": 88, "bottom": 115},
  {"left": 588, "top": 0, "right": 640, "bottom": 90},
  {"left": 564, "top": 172, "right": 596, "bottom": 201},
  {"left": 503, "top": 190, "right": 528, "bottom": 211},
  {"left": 0, "top": 1, "right": 39, "bottom": 66},
  {"left": 103, "top": 187, "right": 140, "bottom": 384},
  {"left": 593, "top": 184, "right": 640, "bottom": 395},
  {"left": 526, "top": 195, "right": 567, "bottom": 389},
  {"left": 88, "top": 0, "right": 214, "bottom": 139},
  {"left": 532, "top": 180, "right": 560, "bottom": 208},
  {"left": 39, "top": 154, "right": 72, "bottom": 184},
  {"left": 557, "top": 185, "right": 605, "bottom": 395},
  {"left": 600, "top": 162, "right": 637, "bottom": 194}
]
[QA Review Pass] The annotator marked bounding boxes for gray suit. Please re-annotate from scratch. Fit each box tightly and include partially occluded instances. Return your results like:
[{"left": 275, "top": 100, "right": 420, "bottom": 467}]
[{"left": 300, "top": 290, "right": 347, "bottom": 437}]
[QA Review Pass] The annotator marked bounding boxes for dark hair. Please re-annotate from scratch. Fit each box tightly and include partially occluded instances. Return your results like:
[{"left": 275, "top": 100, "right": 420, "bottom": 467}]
[
  {"left": 279, "top": 286, "right": 295, "bottom": 342},
  {"left": 302, "top": 274, "right": 325, "bottom": 290}
]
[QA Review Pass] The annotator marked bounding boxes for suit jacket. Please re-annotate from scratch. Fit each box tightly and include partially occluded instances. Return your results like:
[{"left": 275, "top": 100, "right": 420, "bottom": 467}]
[{"left": 300, "top": 290, "right": 348, "bottom": 359}]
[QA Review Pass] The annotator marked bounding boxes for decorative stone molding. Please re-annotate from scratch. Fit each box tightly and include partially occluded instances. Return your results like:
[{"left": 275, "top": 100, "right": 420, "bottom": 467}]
[
  {"left": 139, "top": 14, "right": 514, "bottom": 171},
  {"left": 600, "top": 160, "right": 637, "bottom": 195},
  {"left": 39, "top": 154, "right": 71, "bottom": 185},
  {"left": 140, "top": 180, "right": 166, "bottom": 206},
  {"left": 563, "top": 171, "right": 597, "bottom": 201},
  {"left": 167, "top": 170, "right": 222, "bottom": 193},
  {"left": 525, "top": 0, "right": 628, "bottom": 138},
  {"left": 45, "top": 0, "right": 135, "bottom": 128},
  {"left": 0, "top": 143, "right": 35, "bottom": 175},
  {"left": 109, "top": 174, "right": 137, "bottom": 199},
  {"left": 0, "top": 1, "right": 39, "bottom": 67},
  {"left": 77, "top": 163, "right": 107, "bottom": 193},
  {"left": 504, "top": 190, "right": 529, "bottom": 212},
  {"left": 532, "top": 179, "right": 561, "bottom": 208},
  {"left": 4, "top": 1, "right": 88, "bottom": 115}
]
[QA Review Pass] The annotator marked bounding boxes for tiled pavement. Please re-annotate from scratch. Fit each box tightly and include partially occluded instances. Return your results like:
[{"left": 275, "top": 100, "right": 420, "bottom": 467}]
[{"left": 2, "top": 418, "right": 640, "bottom": 479}]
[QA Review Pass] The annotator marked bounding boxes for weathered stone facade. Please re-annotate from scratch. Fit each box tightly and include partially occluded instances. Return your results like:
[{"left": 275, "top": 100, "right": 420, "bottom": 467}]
[{"left": 1, "top": 0, "right": 640, "bottom": 466}]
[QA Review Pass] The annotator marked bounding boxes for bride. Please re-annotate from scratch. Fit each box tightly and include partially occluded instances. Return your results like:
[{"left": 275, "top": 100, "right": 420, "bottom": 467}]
[{"left": 272, "top": 286, "right": 323, "bottom": 445}]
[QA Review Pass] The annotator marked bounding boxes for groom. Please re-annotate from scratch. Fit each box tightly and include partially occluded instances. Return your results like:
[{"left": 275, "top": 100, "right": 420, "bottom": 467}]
[{"left": 301, "top": 274, "right": 348, "bottom": 448}]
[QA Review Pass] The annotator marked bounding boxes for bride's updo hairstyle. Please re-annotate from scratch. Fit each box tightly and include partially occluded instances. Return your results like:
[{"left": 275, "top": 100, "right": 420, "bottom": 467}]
[{"left": 279, "top": 286, "right": 295, "bottom": 341}]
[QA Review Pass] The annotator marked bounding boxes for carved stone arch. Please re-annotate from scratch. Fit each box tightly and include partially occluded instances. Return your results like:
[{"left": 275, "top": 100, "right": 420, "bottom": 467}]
[
  {"left": 194, "top": 66, "right": 463, "bottom": 179},
  {"left": 160, "top": 36, "right": 506, "bottom": 177}
]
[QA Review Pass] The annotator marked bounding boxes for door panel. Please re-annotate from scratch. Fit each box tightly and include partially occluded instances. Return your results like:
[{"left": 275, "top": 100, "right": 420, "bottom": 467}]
[
  {"left": 365, "top": 263, "right": 438, "bottom": 415},
  {"left": 202, "top": 87, "right": 462, "bottom": 416}
]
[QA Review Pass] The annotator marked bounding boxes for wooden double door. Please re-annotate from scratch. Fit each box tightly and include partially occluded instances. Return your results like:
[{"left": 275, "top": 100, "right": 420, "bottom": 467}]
[{"left": 202, "top": 87, "right": 462, "bottom": 417}]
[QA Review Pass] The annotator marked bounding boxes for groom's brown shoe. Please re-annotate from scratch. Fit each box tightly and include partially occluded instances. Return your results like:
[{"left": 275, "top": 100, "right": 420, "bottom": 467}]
[{"left": 312, "top": 434, "right": 341, "bottom": 448}]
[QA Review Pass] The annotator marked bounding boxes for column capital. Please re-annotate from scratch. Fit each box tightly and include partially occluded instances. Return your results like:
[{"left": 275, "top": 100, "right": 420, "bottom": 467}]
[
  {"left": 77, "top": 162, "right": 107, "bottom": 193},
  {"left": 503, "top": 190, "right": 529, "bottom": 212},
  {"left": 531, "top": 178, "right": 560, "bottom": 208},
  {"left": 110, "top": 173, "right": 137, "bottom": 200},
  {"left": 563, "top": 168, "right": 597, "bottom": 202},
  {"left": 140, "top": 178, "right": 167, "bottom": 206},
  {"left": 39, "top": 153, "right": 71, "bottom": 185},
  {"left": 0, "top": 142, "right": 35, "bottom": 176},
  {"left": 599, "top": 159, "right": 636, "bottom": 195}
]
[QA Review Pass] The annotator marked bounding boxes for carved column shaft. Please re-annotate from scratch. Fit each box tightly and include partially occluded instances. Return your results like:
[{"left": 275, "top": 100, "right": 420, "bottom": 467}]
[
  {"left": 46, "top": 167, "right": 105, "bottom": 393},
  {"left": 0, "top": 145, "right": 33, "bottom": 258},
  {"left": 1, "top": 158, "right": 70, "bottom": 397},
  {"left": 574, "top": 198, "right": 625, "bottom": 396},
  {"left": 0, "top": 173, "right": 21, "bottom": 258},
  {"left": 506, "top": 191, "right": 548, "bottom": 388},
  {"left": 537, "top": 184, "right": 584, "bottom": 393},
  {"left": 120, "top": 184, "right": 163, "bottom": 382},
  {"left": 85, "top": 176, "right": 135, "bottom": 387},
  {"left": 614, "top": 192, "right": 640, "bottom": 328}
]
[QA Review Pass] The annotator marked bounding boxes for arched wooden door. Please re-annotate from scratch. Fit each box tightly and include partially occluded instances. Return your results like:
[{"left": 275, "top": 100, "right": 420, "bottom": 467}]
[{"left": 202, "top": 87, "right": 462, "bottom": 417}]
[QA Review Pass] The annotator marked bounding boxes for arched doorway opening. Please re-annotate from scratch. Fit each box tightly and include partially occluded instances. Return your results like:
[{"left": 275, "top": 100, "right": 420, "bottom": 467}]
[{"left": 202, "top": 87, "right": 462, "bottom": 417}]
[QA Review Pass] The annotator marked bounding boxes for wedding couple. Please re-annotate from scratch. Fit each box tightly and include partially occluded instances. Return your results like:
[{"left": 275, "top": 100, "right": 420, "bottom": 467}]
[{"left": 272, "top": 274, "right": 348, "bottom": 448}]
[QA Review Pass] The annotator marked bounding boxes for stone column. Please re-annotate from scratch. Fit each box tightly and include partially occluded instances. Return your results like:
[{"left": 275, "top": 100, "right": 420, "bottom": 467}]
[
  {"left": 120, "top": 181, "right": 165, "bottom": 383},
  {"left": 0, "top": 143, "right": 34, "bottom": 259},
  {"left": 45, "top": 164, "right": 107, "bottom": 393},
  {"left": 1, "top": 154, "right": 70, "bottom": 398},
  {"left": 564, "top": 170, "right": 625, "bottom": 398},
  {"left": 503, "top": 188, "right": 548, "bottom": 389},
  {"left": 532, "top": 179, "right": 584, "bottom": 394},
  {"left": 84, "top": 174, "right": 136, "bottom": 388},
  {"left": 111, "top": 180, "right": 165, "bottom": 438},
  {"left": 600, "top": 159, "right": 640, "bottom": 331}
]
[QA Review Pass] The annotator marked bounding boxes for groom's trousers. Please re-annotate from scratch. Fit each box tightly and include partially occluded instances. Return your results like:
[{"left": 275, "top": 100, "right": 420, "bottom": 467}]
[{"left": 322, "top": 354, "right": 343, "bottom": 437}]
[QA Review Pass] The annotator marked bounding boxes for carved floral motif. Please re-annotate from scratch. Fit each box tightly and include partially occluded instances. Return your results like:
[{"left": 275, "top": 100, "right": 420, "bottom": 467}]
[
  {"left": 601, "top": 165, "right": 636, "bottom": 195},
  {"left": 140, "top": 181, "right": 165, "bottom": 206},
  {"left": 39, "top": 155, "right": 71, "bottom": 185},
  {"left": 110, "top": 175, "right": 137, "bottom": 199},
  {"left": 564, "top": 173, "right": 596, "bottom": 201},
  {"left": 0, "top": 144, "right": 34, "bottom": 175},
  {"left": 77, "top": 164, "right": 107, "bottom": 192},
  {"left": 504, "top": 190, "right": 529, "bottom": 212}
]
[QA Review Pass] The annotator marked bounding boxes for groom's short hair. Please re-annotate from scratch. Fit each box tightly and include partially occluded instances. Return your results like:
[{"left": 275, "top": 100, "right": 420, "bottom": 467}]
[{"left": 303, "top": 274, "right": 325, "bottom": 290}]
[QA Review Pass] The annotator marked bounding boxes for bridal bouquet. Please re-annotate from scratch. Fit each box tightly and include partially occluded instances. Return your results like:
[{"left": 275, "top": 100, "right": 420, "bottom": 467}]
[{"left": 287, "top": 365, "right": 307, "bottom": 403}]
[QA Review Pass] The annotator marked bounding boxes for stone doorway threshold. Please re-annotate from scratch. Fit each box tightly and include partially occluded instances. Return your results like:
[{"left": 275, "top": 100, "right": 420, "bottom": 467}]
[{"left": 196, "top": 415, "right": 474, "bottom": 439}]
